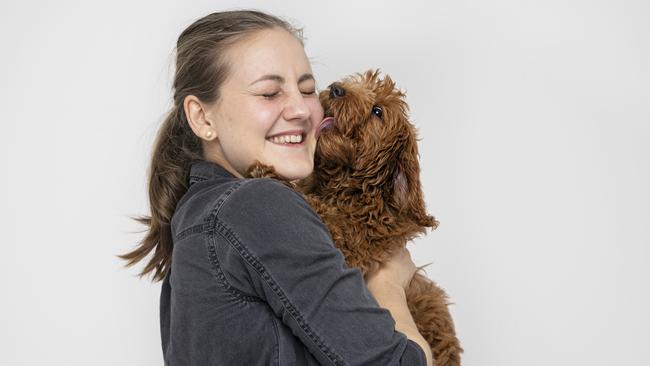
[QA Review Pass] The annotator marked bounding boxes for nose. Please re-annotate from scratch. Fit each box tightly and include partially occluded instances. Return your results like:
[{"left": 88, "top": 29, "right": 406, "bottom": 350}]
[
  {"left": 282, "top": 88, "right": 310, "bottom": 121},
  {"left": 328, "top": 83, "right": 346, "bottom": 99}
]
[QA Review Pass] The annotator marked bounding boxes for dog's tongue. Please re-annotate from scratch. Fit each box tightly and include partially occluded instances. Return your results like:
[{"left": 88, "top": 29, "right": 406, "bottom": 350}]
[{"left": 316, "top": 117, "right": 335, "bottom": 139}]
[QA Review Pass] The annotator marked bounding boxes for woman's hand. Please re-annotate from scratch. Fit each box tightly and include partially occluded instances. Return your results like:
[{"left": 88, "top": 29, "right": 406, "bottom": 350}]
[
  {"left": 363, "top": 247, "right": 434, "bottom": 365},
  {"left": 364, "top": 247, "right": 418, "bottom": 291}
]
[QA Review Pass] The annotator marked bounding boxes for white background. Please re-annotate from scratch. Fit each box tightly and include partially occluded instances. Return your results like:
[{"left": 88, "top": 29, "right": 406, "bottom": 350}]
[{"left": 1, "top": 0, "right": 648, "bottom": 365}]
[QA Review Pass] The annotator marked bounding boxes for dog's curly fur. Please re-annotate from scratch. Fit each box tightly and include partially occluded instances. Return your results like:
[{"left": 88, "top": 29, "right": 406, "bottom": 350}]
[{"left": 246, "top": 69, "right": 462, "bottom": 365}]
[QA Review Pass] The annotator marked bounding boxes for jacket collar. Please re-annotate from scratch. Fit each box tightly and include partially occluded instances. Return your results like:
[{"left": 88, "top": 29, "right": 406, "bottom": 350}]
[{"left": 188, "top": 160, "right": 237, "bottom": 185}]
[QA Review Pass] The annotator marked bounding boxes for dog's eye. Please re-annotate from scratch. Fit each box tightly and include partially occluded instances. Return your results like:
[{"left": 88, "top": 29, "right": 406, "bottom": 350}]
[{"left": 372, "top": 105, "right": 383, "bottom": 120}]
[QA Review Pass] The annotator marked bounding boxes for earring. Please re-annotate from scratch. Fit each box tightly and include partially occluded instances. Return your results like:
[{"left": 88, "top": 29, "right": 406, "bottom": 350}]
[{"left": 205, "top": 130, "right": 213, "bottom": 139}]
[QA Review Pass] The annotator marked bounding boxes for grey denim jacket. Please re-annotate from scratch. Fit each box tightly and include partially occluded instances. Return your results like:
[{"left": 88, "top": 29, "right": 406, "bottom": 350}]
[{"left": 160, "top": 160, "right": 427, "bottom": 365}]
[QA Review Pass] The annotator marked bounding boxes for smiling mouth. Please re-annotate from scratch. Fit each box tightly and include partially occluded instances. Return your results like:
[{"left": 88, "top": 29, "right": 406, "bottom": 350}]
[{"left": 266, "top": 132, "right": 306, "bottom": 146}]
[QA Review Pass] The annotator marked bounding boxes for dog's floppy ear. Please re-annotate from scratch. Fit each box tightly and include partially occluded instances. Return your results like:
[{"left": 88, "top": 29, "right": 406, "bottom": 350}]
[{"left": 392, "top": 127, "right": 438, "bottom": 229}]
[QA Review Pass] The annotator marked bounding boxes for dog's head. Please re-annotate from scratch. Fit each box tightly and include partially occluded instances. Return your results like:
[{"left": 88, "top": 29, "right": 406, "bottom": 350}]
[{"left": 314, "top": 69, "right": 437, "bottom": 228}]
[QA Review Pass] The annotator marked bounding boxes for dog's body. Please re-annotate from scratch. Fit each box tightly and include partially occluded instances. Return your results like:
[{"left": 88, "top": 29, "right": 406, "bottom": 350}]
[{"left": 247, "top": 69, "right": 462, "bottom": 365}]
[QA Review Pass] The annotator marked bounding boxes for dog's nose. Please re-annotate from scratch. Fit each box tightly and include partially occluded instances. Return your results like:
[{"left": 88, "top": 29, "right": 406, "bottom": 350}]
[{"left": 328, "top": 83, "right": 346, "bottom": 99}]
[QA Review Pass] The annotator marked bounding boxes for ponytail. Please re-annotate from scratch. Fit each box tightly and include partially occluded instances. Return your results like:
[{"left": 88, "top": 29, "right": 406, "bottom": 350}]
[
  {"left": 119, "top": 105, "right": 202, "bottom": 281},
  {"left": 118, "top": 10, "right": 303, "bottom": 282}
]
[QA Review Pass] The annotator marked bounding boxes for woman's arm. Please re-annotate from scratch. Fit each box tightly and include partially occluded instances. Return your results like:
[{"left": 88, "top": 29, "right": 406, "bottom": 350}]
[
  {"left": 214, "top": 178, "right": 427, "bottom": 365},
  {"left": 367, "top": 281, "right": 434, "bottom": 366}
]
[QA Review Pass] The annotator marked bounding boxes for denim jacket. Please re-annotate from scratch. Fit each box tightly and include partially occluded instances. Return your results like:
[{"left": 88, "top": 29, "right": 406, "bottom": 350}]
[{"left": 159, "top": 160, "right": 427, "bottom": 365}]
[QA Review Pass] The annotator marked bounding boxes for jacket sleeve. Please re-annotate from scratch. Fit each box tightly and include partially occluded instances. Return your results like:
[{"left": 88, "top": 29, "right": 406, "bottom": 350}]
[{"left": 213, "top": 178, "right": 427, "bottom": 365}]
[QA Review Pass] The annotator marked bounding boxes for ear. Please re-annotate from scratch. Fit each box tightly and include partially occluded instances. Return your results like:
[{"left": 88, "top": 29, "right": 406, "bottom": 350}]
[
  {"left": 392, "top": 127, "right": 439, "bottom": 229},
  {"left": 184, "top": 94, "right": 215, "bottom": 140}
]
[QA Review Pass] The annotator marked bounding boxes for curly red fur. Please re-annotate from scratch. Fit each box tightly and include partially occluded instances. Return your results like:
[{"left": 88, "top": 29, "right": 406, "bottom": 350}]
[{"left": 247, "top": 69, "right": 463, "bottom": 365}]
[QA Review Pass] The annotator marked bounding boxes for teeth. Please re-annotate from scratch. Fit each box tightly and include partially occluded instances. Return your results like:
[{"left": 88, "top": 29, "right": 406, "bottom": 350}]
[{"left": 268, "top": 134, "right": 303, "bottom": 144}]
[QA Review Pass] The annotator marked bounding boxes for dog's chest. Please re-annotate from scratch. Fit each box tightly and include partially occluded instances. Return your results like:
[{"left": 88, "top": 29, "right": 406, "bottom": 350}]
[{"left": 305, "top": 194, "right": 408, "bottom": 270}]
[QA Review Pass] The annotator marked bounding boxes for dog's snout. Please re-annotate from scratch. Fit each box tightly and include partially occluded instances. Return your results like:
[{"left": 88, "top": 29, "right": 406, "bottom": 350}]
[{"left": 328, "top": 83, "right": 346, "bottom": 99}]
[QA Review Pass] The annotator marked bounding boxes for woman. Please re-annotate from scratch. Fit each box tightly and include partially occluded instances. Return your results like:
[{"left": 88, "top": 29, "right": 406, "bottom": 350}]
[{"left": 119, "top": 9, "right": 433, "bottom": 366}]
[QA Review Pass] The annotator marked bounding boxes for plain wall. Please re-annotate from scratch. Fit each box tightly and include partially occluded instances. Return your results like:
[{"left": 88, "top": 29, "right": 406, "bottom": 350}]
[{"left": 1, "top": 0, "right": 648, "bottom": 365}]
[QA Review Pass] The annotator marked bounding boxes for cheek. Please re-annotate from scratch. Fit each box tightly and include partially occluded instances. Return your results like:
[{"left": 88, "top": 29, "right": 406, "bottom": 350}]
[
  {"left": 307, "top": 99, "right": 324, "bottom": 120},
  {"left": 249, "top": 101, "right": 282, "bottom": 129}
]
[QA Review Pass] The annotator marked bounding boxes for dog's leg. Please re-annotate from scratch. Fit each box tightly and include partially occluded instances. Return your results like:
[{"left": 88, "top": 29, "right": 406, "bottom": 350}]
[{"left": 406, "top": 273, "right": 463, "bottom": 366}]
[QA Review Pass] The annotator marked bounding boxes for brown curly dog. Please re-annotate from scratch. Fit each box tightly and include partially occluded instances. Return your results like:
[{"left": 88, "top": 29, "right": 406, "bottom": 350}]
[{"left": 247, "top": 69, "right": 462, "bottom": 365}]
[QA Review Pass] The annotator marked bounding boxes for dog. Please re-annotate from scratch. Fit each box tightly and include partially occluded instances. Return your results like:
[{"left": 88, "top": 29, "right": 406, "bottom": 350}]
[{"left": 247, "top": 69, "right": 462, "bottom": 365}]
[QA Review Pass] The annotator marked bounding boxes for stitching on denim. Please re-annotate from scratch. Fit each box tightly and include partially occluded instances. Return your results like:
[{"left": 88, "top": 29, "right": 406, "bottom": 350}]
[
  {"left": 175, "top": 224, "right": 204, "bottom": 241},
  {"left": 213, "top": 217, "right": 347, "bottom": 366},
  {"left": 204, "top": 233, "right": 263, "bottom": 304},
  {"left": 200, "top": 179, "right": 265, "bottom": 304},
  {"left": 205, "top": 180, "right": 249, "bottom": 221},
  {"left": 270, "top": 313, "right": 280, "bottom": 366},
  {"left": 175, "top": 175, "right": 243, "bottom": 240},
  {"left": 189, "top": 175, "right": 208, "bottom": 183}
]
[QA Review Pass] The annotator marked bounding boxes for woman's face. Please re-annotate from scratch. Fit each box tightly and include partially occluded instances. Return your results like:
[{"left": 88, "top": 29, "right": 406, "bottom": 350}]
[{"left": 203, "top": 27, "right": 324, "bottom": 180}]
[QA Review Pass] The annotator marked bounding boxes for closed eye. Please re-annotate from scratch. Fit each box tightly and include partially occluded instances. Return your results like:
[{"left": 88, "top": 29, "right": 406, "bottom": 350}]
[
  {"left": 262, "top": 90, "right": 316, "bottom": 99},
  {"left": 262, "top": 92, "right": 280, "bottom": 99}
]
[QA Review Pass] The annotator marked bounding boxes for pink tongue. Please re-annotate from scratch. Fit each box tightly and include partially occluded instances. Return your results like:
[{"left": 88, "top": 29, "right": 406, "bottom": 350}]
[{"left": 316, "top": 117, "right": 335, "bottom": 138}]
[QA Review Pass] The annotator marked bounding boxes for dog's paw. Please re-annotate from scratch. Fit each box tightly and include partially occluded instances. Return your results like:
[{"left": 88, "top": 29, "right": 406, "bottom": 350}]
[
  {"left": 246, "top": 161, "right": 277, "bottom": 179},
  {"left": 245, "top": 161, "right": 296, "bottom": 189}
]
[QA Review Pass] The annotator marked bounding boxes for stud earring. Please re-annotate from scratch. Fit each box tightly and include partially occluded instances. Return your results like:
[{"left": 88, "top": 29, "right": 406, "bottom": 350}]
[{"left": 205, "top": 130, "right": 213, "bottom": 139}]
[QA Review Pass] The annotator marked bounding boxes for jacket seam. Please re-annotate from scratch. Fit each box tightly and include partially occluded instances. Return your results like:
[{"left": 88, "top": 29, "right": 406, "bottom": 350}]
[
  {"left": 175, "top": 224, "right": 205, "bottom": 241},
  {"left": 212, "top": 215, "right": 347, "bottom": 366},
  {"left": 189, "top": 175, "right": 208, "bottom": 183},
  {"left": 203, "top": 179, "right": 264, "bottom": 303},
  {"left": 270, "top": 313, "right": 280, "bottom": 366},
  {"left": 205, "top": 232, "right": 263, "bottom": 303},
  {"left": 172, "top": 174, "right": 223, "bottom": 239}
]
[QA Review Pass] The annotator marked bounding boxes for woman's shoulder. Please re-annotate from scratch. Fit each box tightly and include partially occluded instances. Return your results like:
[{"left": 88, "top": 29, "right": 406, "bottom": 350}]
[
  {"left": 216, "top": 177, "right": 321, "bottom": 230},
  {"left": 225, "top": 177, "right": 309, "bottom": 213},
  {"left": 172, "top": 177, "right": 310, "bottom": 240},
  {"left": 236, "top": 177, "right": 302, "bottom": 202}
]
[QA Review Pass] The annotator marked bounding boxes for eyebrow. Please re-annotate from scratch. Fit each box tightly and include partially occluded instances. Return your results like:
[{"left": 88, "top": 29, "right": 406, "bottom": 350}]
[{"left": 249, "top": 73, "right": 315, "bottom": 86}]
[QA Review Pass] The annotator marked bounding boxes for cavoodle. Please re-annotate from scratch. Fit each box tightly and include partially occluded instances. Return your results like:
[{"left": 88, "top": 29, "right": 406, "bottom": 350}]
[{"left": 247, "top": 69, "right": 462, "bottom": 365}]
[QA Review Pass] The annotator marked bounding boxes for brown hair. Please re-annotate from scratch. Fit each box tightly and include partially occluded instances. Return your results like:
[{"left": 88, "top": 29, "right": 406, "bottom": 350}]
[{"left": 118, "top": 10, "right": 304, "bottom": 282}]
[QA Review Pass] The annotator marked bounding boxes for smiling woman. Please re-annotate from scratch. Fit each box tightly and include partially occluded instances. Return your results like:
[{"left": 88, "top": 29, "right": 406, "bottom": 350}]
[
  {"left": 183, "top": 27, "right": 323, "bottom": 181},
  {"left": 118, "top": 9, "right": 430, "bottom": 366}
]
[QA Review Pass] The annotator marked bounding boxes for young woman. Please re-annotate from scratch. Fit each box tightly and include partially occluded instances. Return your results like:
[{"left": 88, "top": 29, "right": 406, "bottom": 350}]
[{"left": 119, "top": 9, "right": 433, "bottom": 366}]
